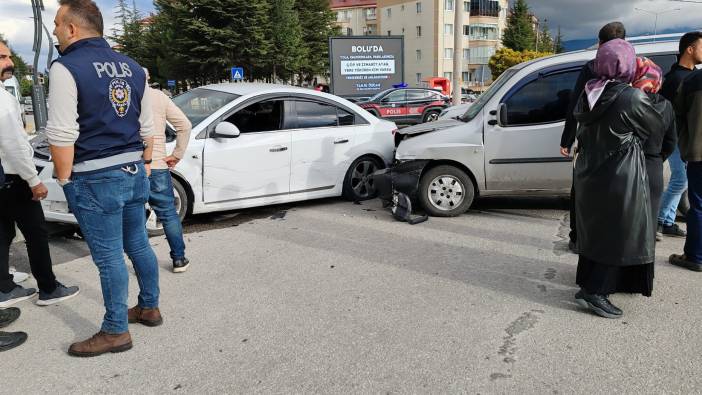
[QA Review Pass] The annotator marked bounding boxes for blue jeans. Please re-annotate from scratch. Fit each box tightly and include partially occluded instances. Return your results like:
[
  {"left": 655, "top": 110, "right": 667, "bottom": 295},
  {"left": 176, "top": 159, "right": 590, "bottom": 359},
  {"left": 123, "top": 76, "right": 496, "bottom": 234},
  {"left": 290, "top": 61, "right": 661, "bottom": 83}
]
[
  {"left": 685, "top": 162, "right": 702, "bottom": 263},
  {"left": 148, "top": 169, "right": 186, "bottom": 260},
  {"left": 658, "top": 147, "right": 688, "bottom": 226},
  {"left": 63, "top": 163, "right": 159, "bottom": 334}
]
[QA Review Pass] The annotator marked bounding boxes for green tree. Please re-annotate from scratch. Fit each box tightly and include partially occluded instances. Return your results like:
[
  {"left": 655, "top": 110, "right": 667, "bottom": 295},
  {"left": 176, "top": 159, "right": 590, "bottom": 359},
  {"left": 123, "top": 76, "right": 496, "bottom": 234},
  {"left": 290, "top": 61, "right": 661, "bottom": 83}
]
[
  {"left": 294, "top": 0, "right": 340, "bottom": 83},
  {"left": 537, "top": 23, "right": 553, "bottom": 53},
  {"left": 502, "top": 0, "right": 535, "bottom": 51},
  {"left": 554, "top": 26, "right": 566, "bottom": 53},
  {"left": 489, "top": 47, "right": 552, "bottom": 79},
  {"left": 269, "top": 0, "right": 306, "bottom": 83}
]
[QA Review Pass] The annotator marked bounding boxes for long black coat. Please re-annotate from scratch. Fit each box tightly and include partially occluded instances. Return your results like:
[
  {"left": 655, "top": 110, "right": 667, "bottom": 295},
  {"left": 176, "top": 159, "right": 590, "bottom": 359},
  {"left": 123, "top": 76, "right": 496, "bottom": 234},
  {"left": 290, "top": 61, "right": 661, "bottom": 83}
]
[{"left": 573, "top": 82, "right": 667, "bottom": 266}]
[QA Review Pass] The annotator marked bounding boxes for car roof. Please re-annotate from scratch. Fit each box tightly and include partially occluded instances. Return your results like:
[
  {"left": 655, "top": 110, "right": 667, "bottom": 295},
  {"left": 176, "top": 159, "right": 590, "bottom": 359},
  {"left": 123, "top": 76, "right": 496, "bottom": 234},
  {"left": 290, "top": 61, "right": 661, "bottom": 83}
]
[
  {"left": 201, "top": 83, "right": 322, "bottom": 96},
  {"left": 511, "top": 40, "right": 678, "bottom": 71}
]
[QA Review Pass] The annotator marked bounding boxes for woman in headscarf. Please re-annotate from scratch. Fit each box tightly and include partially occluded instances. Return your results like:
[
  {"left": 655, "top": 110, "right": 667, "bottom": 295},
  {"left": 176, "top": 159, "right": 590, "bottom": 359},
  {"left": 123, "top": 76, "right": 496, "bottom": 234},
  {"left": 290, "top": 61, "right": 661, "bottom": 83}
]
[
  {"left": 632, "top": 57, "right": 677, "bottom": 243},
  {"left": 573, "top": 39, "right": 668, "bottom": 319}
]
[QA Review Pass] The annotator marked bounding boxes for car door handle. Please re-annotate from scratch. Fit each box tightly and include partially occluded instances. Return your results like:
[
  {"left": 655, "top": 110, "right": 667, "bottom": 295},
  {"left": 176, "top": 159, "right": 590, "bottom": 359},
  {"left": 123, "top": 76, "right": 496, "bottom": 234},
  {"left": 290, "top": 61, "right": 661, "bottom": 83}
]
[
  {"left": 269, "top": 146, "right": 288, "bottom": 153},
  {"left": 334, "top": 138, "right": 349, "bottom": 144}
]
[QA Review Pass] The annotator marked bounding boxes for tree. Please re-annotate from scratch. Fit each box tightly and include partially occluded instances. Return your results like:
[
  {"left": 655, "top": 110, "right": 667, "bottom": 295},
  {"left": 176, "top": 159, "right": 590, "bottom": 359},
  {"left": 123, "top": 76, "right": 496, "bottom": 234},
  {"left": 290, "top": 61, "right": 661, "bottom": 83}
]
[
  {"left": 502, "top": 0, "right": 535, "bottom": 51},
  {"left": 488, "top": 47, "right": 552, "bottom": 79},
  {"left": 554, "top": 26, "right": 566, "bottom": 54},
  {"left": 537, "top": 22, "right": 553, "bottom": 53},
  {"left": 269, "top": 0, "right": 305, "bottom": 83},
  {"left": 294, "top": 0, "right": 340, "bottom": 83}
]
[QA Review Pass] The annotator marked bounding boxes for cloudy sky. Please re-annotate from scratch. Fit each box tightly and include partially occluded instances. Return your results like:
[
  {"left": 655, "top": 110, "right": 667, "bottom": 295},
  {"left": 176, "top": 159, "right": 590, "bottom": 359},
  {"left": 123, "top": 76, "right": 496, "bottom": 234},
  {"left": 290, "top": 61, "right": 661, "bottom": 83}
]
[{"left": 1, "top": 0, "right": 699, "bottom": 71}]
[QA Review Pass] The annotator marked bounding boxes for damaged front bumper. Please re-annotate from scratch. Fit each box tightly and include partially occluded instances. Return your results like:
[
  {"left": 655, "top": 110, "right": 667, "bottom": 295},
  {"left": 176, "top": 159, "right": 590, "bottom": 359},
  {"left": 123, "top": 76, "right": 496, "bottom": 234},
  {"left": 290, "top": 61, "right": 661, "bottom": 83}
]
[{"left": 372, "top": 160, "right": 430, "bottom": 202}]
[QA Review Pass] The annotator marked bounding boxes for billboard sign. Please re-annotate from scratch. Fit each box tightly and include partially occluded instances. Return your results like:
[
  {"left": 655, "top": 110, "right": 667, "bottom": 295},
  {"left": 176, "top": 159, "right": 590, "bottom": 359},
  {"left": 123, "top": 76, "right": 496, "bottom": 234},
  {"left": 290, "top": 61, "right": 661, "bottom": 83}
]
[{"left": 329, "top": 36, "right": 404, "bottom": 98}]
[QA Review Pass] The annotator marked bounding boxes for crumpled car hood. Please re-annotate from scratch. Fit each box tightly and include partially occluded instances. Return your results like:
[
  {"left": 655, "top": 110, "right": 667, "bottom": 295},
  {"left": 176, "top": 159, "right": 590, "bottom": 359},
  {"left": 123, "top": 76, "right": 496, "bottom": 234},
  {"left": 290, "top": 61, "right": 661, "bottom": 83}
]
[{"left": 396, "top": 119, "right": 464, "bottom": 136}]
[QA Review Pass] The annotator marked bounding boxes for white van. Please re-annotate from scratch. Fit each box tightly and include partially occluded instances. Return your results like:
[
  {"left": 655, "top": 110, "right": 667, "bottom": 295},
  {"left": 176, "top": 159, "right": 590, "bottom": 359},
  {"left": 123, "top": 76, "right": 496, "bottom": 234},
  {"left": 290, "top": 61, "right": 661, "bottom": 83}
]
[
  {"left": 2, "top": 76, "right": 27, "bottom": 127},
  {"left": 390, "top": 40, "right": 679, "bottom": 217}
]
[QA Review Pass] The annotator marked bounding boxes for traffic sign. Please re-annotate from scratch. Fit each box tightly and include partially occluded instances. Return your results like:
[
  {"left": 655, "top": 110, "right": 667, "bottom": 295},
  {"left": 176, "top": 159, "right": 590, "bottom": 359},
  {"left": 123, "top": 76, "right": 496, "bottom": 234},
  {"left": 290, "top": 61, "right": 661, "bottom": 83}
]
[
  {"left": 231, "top": 67, "right": 244, "bottom": 81},
  {"left": 167, "top": 80, "right": 176, "bottom": 88}
]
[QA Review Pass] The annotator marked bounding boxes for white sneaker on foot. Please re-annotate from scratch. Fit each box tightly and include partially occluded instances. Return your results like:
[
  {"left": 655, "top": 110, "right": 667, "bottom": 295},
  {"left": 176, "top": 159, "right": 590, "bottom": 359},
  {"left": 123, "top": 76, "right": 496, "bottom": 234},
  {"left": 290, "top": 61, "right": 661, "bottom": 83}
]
[{"left": 9, "top": 268, "right": 29, "bottom": 284}]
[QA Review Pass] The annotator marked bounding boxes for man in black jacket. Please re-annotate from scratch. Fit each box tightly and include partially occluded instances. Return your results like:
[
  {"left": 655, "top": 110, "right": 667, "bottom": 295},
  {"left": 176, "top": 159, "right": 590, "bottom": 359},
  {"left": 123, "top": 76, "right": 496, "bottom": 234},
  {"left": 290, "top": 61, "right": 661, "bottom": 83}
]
[
  {"left": 657, "top": 32, "right": 702, "bottom": 239},
  {"left": 559, "top": 22, "right": 626, "bottom": 252}
]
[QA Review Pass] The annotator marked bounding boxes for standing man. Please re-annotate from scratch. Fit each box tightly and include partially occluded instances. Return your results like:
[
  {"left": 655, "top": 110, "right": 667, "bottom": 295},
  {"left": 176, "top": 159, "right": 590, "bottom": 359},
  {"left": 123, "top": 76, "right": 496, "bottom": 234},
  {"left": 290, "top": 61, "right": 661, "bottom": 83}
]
[
  {"left": 143, "top": 68, "right": 192, "bottom": 273},
  {"left": 560, "top": 22, "right": 626, "bottom": 252},
  {"left": 670, "top": 66, "right": 702, "bottom": 272},
  {"left": 47, "top": 0, "right": 161, "bottom": 357},
  {"left": 0, "top": 39, "right": 79, "bottom": 308},
  {"left": 657, "top": 32, "right": 702, "bottom": 238}
]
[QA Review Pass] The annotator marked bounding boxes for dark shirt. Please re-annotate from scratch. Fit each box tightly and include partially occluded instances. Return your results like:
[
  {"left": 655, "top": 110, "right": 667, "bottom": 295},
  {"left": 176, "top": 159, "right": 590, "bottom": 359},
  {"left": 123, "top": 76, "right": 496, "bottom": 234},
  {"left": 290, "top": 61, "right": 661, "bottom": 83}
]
[
  {"left": 561, "top": 60, "right": 596, "bottom": 148},
  {"left": 642, "top": 93, "right": 676, "bottom": 160},
  {"left": 660, "top": 63, "right": 695, "bottom": 136}
]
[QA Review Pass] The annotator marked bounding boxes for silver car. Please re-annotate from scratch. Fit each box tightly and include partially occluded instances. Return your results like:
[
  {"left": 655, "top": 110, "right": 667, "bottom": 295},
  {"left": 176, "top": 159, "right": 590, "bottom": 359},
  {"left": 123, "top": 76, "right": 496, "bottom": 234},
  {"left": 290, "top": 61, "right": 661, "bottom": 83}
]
[{"left": 390, "top": 39, "right": 679, "bottom": 217}]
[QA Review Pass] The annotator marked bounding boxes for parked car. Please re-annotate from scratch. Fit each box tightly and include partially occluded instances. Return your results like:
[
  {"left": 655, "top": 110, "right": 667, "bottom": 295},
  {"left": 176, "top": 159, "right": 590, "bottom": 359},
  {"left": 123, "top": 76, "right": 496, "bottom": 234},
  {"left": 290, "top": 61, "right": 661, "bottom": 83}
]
[
  {"left": 357, "top": 87, "right": 450, "bottom": 125},
  {"left": 385, "top": 40, "right": 679, "bottom": 217},
  {"left": 32, "top": 83, "right": 397, "bottom": 233}
]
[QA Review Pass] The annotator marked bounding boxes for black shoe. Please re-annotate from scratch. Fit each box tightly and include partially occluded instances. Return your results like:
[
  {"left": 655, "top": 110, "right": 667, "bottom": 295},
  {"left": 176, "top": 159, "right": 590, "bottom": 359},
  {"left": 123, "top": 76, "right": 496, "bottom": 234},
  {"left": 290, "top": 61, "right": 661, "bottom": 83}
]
[
  {"left": 0, "top": 286, "right": 36, "bottom": 308},
  {"left": 568, "top": 240, "right": 578, "bottom": 254},
  {"left": 0, "top": 308, "right": 20, "bottom": 329},
  {"left": 575, "top": 290, "right": 623, "bottom": 319},
  {"left": 669, "top": 254, "right": 702, "bottom": 272},
  {"left": 661, "top": 223, "right": 686, "bottom": 238},
  {"left": 172, "top": 257, "right": 190, "bottom": 273},
  {"left": 0, "top": 331, "right": 27, "bottom": 352}
]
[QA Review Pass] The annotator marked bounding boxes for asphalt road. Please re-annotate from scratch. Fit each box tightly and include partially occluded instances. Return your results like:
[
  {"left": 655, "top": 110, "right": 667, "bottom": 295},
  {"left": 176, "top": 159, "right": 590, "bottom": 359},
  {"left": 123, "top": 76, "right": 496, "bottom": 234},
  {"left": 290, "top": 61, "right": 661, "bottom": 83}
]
[{"left": 4, "top": 196, "right": 700, "bottom": 393}]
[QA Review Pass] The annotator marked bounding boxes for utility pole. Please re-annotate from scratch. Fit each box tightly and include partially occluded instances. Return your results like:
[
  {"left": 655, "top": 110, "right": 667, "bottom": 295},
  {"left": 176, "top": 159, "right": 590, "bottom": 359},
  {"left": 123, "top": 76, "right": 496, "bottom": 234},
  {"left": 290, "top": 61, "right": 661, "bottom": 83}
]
[
  {"left": 30, "top": 0, "right": 48, "bottom": 131},
  {"left": 452, "top": 0, "right": 464, "bottom": 106}
]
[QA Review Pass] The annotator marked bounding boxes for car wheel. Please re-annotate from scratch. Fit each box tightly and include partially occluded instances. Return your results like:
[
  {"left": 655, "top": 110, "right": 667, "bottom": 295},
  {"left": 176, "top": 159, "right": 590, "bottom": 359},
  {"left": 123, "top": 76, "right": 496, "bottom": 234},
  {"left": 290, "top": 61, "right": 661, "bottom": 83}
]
[
  {"left": 145, "top": 176, "right": 189, "bottom": 237},
  {"left": 423, "top": 110, "right": 440, "bottom": 123},
  {"left": 343, "top": 156, "right": 385, "bottom": 201},
  {"left": 418, "top": 165, "right": 475, "bottom": 217},
  {"left": 678, "top": 189, "right": 689, "bottom": 217}
]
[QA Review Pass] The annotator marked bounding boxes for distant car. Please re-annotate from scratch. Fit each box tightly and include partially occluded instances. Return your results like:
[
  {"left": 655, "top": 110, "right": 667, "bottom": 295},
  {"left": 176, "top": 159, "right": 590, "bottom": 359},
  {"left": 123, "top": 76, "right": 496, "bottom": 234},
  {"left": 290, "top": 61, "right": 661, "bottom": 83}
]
[
  {"left": 33, "top": 83, "right": 397, "bottom": 234},
  {"left": 357, "top": 88, "right": 450, "bottom": 125},
  {"left": 439, "top": 103, "right": 472, "bottom": 120}
]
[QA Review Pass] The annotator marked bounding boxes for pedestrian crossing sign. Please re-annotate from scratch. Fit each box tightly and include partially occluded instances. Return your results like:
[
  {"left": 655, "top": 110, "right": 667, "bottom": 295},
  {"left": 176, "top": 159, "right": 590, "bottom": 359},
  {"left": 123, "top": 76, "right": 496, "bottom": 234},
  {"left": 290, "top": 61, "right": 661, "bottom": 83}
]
[{"left": 231, "top": 67, "right": 244, "bottom": 81}]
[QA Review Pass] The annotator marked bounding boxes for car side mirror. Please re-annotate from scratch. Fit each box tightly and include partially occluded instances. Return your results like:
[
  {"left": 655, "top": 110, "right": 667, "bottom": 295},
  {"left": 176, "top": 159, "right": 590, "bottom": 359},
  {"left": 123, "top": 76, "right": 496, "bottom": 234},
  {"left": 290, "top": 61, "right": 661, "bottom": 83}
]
[{"left": 213, "top": 122, "right": 240, "bottom": 138}]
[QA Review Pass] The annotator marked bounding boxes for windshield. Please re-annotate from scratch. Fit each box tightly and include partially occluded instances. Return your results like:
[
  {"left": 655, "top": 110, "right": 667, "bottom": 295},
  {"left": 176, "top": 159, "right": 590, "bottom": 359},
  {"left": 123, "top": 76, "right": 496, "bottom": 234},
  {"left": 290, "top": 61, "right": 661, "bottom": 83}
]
[
  {"left": 172, "top": 88, "right": 240, "bottom": 126},
  {"left": 461, "top": 69, "right": 517, "bottom": 122},
  {"left": 369, "top": 89, "right": 393, "bottom": 102}
]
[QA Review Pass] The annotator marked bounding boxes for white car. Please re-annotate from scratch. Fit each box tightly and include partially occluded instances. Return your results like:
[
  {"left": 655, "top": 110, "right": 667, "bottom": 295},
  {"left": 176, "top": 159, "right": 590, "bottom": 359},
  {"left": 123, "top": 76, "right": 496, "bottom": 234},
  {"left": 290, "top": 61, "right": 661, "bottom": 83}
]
[
  {"left": 33, "top": 83, "right": 397, "bottom": 233},
  {"left": 439, "top": 103, "right": 472, "bottom": 120}
]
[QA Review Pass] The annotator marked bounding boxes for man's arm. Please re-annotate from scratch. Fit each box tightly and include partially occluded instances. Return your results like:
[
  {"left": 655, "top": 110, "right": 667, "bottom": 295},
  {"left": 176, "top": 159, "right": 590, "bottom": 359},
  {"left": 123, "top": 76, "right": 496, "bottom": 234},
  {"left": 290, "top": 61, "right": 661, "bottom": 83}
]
[
  {"left": 46, "top": 62, "right": 79, "bottom": 181},
  {"left": 560, "top": 62, "right": 592, "bottom": 153},
  {"left": 139, "top": 81, "right": 155, "bottom": 174},
  {"left": 0, "top": 97, "right": 40, "bottom": 187},
  {"left": 164, "top": 95, "right": 192, "bottom": 167}
]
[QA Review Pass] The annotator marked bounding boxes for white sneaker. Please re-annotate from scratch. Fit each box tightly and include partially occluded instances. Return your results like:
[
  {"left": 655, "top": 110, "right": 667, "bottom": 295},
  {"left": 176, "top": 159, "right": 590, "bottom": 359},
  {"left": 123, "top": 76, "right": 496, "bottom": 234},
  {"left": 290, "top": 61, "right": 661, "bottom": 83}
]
[{"left": 9, "top": 268, "right": 29, "bottom": 284}]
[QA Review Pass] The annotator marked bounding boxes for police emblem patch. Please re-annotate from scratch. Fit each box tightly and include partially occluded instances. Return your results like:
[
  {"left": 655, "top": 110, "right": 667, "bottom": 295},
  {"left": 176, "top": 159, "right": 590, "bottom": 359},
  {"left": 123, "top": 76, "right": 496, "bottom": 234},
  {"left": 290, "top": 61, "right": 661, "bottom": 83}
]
[{"left": 109, "top": 78, "right": 131, "bottom": 118}]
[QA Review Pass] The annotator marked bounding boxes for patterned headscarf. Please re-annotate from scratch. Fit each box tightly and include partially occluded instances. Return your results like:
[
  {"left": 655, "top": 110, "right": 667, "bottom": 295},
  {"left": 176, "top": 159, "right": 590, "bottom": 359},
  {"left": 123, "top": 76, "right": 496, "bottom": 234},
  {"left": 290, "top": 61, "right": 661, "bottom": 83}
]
[
  {"left": 632, "top": 57, "right": 663, "bottom": 93},
  {"left": 585, "top": 39, "right": 637, "bottom": 109}
]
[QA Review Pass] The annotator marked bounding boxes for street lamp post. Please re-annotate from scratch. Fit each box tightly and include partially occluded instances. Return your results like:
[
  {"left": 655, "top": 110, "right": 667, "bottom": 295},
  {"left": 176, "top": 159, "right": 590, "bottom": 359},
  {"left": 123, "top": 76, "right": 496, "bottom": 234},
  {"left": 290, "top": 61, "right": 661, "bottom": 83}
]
[{"left": 634, "top": 7, "right": 681, "bottom": 41}]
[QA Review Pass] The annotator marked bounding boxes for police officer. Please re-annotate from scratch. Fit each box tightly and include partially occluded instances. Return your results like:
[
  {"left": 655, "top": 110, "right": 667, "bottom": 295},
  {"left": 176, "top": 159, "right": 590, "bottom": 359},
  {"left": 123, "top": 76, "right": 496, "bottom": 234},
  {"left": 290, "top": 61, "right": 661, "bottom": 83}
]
[{"left": 46, "top": 0, "right": 161, "bottom": 357}]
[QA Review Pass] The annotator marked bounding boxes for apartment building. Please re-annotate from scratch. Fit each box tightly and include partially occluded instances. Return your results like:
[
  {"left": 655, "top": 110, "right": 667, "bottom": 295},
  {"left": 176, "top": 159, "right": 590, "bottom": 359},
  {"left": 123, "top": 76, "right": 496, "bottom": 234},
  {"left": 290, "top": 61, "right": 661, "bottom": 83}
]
[
  {"left": 376, "top": 0, "right": 508, "bottom": 90},
  {"left": 330, "top": 0, "right": 379, "bottom": 36}
]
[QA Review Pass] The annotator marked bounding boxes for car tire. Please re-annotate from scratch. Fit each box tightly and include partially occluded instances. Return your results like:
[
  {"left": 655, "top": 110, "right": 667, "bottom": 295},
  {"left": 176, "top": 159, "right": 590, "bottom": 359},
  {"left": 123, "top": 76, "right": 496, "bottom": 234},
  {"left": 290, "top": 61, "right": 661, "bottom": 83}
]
[
  {"left": 422, "top": 109, "right": 440, "bottom": 123},
  {"left": 418, "top": 165, "right": 475, "bottom": 217},
  {"left": 146, "top": 176, "right": 189, "bottom": 237},
  {"left": 678, "top": 189, "right": 689, "bottom": 217},
  {"left": 342, "top": 155, "right": 385, "bottom": 201}
]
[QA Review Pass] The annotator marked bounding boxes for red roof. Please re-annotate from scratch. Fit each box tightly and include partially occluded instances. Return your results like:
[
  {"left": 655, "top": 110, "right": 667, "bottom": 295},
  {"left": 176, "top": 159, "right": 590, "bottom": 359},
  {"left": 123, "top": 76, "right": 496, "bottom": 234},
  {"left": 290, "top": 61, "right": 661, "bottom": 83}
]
[{"left": 330, "top": 0, "right": 376, "bottom": 9}]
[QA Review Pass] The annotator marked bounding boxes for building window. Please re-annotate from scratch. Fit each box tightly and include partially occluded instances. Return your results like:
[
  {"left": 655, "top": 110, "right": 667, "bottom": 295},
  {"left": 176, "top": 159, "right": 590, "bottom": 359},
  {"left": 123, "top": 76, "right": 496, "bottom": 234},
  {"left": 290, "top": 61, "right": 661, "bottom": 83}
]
[
  {"left": 416, "top": 2, "right": 422, "bottom": 13},
  {"left": 444, "top": 24, "right": 453, "bottom": 34},
  {"left": 463, "top": 1, "right": 470, "bottom": 12},
  {"left": 444, "top": 48, "right": 453, "bottom": 58},
  {"left": 366, "top": 25, "right": 377, "bottom": 35},
  {"left": 416, "top": 50, "right": 422, "bottom": 60},
  {"left": 346, "top": 28, "right": 353, "bottom": 36},
  {"left": 416, "top": 73, "right": 422, "bottom": 83},
  {"left": 445, "top": 0, "right": 454, "bottom": 10},
  {"left": 462, "top": 72, "right": 470, "bottom": 82},
  {"left": 467, "top": 46, "right": 497, "bottom": 64},
  {"left": 463, "top": 48, "right": 469, "bottom": 59},
  {"left": 470, "top": 0, "right": 500, "bottom": 17},
  {"left": 366, "top": 8, "right": 376, "bottom": 20},
  {"left": 468, "top": 24, "right": 499, "bottom": 40},
  {"left": 416, "top": 26, "right": 422, "bottom": 37},
  {"left": 463, "top": 25, "right": 470, "bottom": 36},
  {"left": 444, "top": 72, "right": 453, "bottom": 80},
  {"left": 337, "top": 10, "right": 352, "bottom": 22},
  {"left": 388, "top": 30, "right": 392, "bottom": 36}
]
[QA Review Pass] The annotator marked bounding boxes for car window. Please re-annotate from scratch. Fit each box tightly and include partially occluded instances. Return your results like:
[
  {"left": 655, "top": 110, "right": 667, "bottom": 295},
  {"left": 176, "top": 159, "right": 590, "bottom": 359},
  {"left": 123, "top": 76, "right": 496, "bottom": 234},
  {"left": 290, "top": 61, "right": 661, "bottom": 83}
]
[
  {"left": 295, "top": 100, "right": 338, "bottom": 128},
  {"left": 224, "top": 99, "right": 285, "bottom": 133},
  {"left": 338, "top": 108, "right": 355, "bottom": 126},
  {"left": 647, "top": 54, "right": 677, "bottom": 74},
  {"left": 383, "top": 90, "right": 407, "bottom": 103},
  {"left": 503, "top": 69, "right": 580, "bottom": 126},
  {"left": 407, "top": 90, "right": 427, "bottom": 102},
  {"left": 172, "top": 88, "right": 239, "bottom": 127}
]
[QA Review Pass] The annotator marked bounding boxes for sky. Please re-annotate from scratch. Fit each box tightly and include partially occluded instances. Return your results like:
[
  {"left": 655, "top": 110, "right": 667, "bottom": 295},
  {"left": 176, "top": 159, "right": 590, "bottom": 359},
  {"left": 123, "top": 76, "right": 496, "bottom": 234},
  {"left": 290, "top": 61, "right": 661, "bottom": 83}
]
[{"left": 1, "top": 0, "right": 700, "bottom": 72}]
